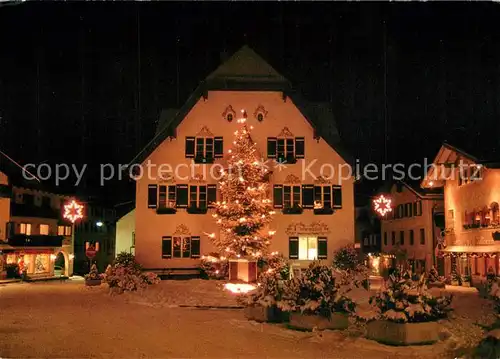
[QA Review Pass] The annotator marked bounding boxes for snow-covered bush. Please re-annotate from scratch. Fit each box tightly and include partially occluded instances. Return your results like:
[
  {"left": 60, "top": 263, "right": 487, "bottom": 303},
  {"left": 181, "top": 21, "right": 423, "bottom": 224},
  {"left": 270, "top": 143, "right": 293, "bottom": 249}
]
[
  {"left": 85, "top": 263, "right": 101, "bottom": 280},
  {"left": 332, "top": 244, "right": 359, "bottom": 271},
  {"left": 277, "top": 261, "right": 356, "bottom": 318},
  {"left": 237, "top": 269, "right": 283, "bottom": 308},
  {"left": 369, "top": 273, "right": 453, "bottom": 323},
  {"left": 200, "top": 253, "right": 229, "bottom": 279},
  {"left": 102, "top": 255, "right": 160, "bottom": 294},
  {"left": 257, "top": 252, "right": 289, "bottom": 280}
]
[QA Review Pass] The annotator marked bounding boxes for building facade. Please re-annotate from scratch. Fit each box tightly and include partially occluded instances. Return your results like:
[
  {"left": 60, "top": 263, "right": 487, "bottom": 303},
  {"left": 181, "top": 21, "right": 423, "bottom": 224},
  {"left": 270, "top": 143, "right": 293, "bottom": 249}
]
[
  {"left": 115, "top": 208, "right": 135, "bottom": 256},
  {"left": 130, "top": 46, "right": 355, "bottom": 273},
  {"left": 379, "top": 181, "right": 443, "bottom": 274},
  {"left": 423, "top": 143, "right": 500, "bottom": 279},
  {"left": 0, "top": 179, "right": 75, "bottom": 279}
]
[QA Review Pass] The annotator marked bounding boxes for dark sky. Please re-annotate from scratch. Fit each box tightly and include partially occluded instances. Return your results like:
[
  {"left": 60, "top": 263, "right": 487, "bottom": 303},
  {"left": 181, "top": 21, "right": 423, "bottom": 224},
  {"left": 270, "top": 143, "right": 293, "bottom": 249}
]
[{"left": 1, "top": 2, "right": 500, "bottom": 204}]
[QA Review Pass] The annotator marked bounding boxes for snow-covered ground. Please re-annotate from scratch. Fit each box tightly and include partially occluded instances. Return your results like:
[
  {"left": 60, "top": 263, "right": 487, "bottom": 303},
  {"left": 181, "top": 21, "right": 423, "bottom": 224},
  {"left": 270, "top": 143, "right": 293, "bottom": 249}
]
[{"left": 0, "top": 280, "right": 496, "bottom": 358}]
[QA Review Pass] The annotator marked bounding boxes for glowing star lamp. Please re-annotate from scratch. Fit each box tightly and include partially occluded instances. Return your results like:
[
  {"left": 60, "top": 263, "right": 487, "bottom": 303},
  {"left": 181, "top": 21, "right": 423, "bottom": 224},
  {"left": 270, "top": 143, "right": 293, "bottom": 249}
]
[
  {"left": 373, "top": 194, "right": 392, "bottom": 217},
  {"left": 63, "top": 199, "right": 84, "bottom": 277}
]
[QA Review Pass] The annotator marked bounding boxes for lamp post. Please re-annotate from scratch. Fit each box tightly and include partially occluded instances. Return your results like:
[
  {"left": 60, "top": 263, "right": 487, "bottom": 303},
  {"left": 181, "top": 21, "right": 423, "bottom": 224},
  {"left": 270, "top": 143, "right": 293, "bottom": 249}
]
[{"left": 63, "top": 199, "right": 84, "bottom": 276}]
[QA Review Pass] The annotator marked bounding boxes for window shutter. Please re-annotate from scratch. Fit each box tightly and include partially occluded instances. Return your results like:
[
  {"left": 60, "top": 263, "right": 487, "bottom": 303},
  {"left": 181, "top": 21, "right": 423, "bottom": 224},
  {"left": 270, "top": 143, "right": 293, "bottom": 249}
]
[
  {"left": 185, "top": 137, "right": 195, "bottom": 158},
  {"left": 295, "top": 137, "right": 305, "bottom": 159},
  {"left": 289, "top": 237, "right": 299, "bottom": 259},
  {"left": 417, "top": 201, "right": 423, "bottom": 216},
  {"left": 413, "top": 202, "right": 418, "bottom": 217},
  {"left": 318, "top": 237, "right": 328, "bottom": 259},
  {"left": 207, "top": 184, "right": 217, "bottom": 207},
  {"left": 191, "top": 236, "right": 201, "bottom": 258},
  {"left": 162, "top": 236, "right": 172, "bottom": 258},
  {"left": 148, "top": 185, "right": 158, "bottom": 208},
  {"left": 214, "top": 137, "right": 223, "bottom": 158},
  {"left": 333, "top": 185, "right": 342, "bottom": 209},
  {"left": 176, "top": 184, "right": 188, "bottom": 208},
  {"left": 273, "top": 185, "right": 283, "bottom": 208},
  {"left": 267, "top": 137, "right": 277, "bottom": 158},
  {"left": 6, "top": 221, "right": 14, "bottom": 239},
  {"left": 302, "top": 184, "right": 314, "bottom": 208}
]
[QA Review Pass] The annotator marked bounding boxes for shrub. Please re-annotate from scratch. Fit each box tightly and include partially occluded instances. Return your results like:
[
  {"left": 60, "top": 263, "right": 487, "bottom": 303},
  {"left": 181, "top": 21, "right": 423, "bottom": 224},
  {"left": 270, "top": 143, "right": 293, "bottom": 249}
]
[
  {"left": 332, "top": 244, "right": 360, "bottom": 271},
  {"left": 257, "top": 252, "right": 289, "bottom": 280},
  {"left": 84, "top": 264, "right": 101, "bottom": 280},
  {"left": 5, "top": 263, "right": 20, "bottom": 279},
  {"left": 200, "top": 252, "right": 228, "bottom": 279},
  {"left": 237, "top": 269, "right": 283, "bottom": 308},
  {"left": 369, "top": 273, "right": 453, "bottom": 323},
  {"left": 277, "top": 261, "right": 356, "bottom": 318},
  {"left": 102, "top": 254, "right": 160, "bottom": 294}
]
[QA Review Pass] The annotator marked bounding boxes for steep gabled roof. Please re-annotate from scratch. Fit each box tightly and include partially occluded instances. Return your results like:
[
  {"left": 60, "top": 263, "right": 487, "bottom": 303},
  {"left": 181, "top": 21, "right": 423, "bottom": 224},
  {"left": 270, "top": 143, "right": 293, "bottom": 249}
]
[
  {"left": 129, "top": 46, "right": 351, "bottom": 166},
  {"left": 207, "top": 45, "right": 288, "bottom": 84}
]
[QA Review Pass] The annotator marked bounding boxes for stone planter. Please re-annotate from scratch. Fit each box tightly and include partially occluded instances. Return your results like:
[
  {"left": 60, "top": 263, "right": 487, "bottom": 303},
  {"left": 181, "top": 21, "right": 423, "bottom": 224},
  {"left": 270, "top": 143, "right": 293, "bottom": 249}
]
[
  {"left": 244, "top": 305, "right": 285, "bottom": 323},
  {"left": 289, "top": 312, "right": 348, "bottom": 331},
  {"left": 85, "top": 279, "right": 101, "bottom": 286},
  {"left": 366, "top": 320, "right": 439, "bottom": 345},
  {"left": 428, "top": 281, "right": 445, "bottom": 289}
]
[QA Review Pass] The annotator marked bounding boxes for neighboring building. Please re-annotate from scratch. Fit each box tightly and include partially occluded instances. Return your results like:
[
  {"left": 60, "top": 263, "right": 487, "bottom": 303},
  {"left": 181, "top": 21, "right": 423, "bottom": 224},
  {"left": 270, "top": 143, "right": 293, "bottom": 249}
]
[
  {"left": 356, "top": 205, "right": 381, "bottom": 255},
  {"left": 0, "top": 180, "right": 75, "bottom": 279},
  {"left": 74, "top": 200, "right": 117, "bottom": 274},
  {"left": 129, "top": 46, "right": 355, "bottom": 273},
  {"left": 115, "top": 208, "right": 135, "bottom": 256},
  {"left": 378, "top": 181, "right": 444, "bottom": 273},
  {"left": 0, "top": 171, "right": 10, "bottom": 242},
  {"left": 422, "top": 142, "right": 500, "bottom": 279}
]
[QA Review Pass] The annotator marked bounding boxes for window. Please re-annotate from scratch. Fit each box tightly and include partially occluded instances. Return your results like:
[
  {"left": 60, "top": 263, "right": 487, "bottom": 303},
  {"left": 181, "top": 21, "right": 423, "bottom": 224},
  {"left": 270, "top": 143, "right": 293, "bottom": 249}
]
[
  {"left": 288, "top": 236, "right": 327, "bottom": 260},
  {"left": 391, "top": 231, "right": 395, "bottom": 245},
  {"left": 20, "top": 223, "right": 32, "bottom": 235},
  {"left": 189, "top": 185, "right": 207, "bottom": 208},
  {"left": 314, "top": 185, "right": 331, "bottom": 209},
  {"left": 409, "top": 230, "right": 414, "bottom": 245},
  {"left": 274, "top": 184, "right": 341, "bottom": 211},
  {"left": 459, "top": 164, "right": 483, "bottom": 186},
  {"left": 399, "top": 231, "right": 405, "bottom": 245},
  {"left": 39, "top": 224, "right": 49, "bottom": 235},
  {"left": 266, "top": 137, "right": 305, "bottom": 161},
  {"left": 185, "top": 137, "right": 223, "bottom": 161},
  {"left": 58, "top": 226, "right": 65, "bottom": 235},
  {"left": 283, "top": 185, "right": 301, "bottom": 208},
  {"left": 420, "top": 228, "right": 425, "bottom": 245},
  {"left": 65, "top": 226, "right": 72, "bottom": 236},
  {"left": 161, "top": 235, "right": 200, "bottom": 259},
  {"left": 384, "top": 232, "right": 387, "bottom": 246},
  {"left": 158, "top": 185, "right": 176, "bottom": 209}
]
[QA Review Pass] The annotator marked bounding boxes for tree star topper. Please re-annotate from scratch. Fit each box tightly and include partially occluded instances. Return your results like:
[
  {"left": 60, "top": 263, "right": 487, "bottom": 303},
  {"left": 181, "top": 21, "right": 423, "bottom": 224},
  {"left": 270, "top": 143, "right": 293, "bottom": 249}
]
[
  {"left": 373, "top": 194, "right": 392, "bottom": 217},
  {"left": 63, "top": 200, "right": 84, "bottom": 223}
]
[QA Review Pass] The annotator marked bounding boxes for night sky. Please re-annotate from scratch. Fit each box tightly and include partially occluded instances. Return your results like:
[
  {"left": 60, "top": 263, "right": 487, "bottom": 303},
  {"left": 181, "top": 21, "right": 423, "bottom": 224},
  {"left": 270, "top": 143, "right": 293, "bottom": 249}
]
[{"left": 1, "top": 2, "right": 500, "bottom": 205}]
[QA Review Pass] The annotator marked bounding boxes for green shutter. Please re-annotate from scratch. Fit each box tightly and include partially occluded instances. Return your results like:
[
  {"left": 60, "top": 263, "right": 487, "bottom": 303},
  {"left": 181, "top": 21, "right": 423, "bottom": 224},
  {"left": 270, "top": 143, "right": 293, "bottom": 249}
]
[
  {"left": 289, "top": 237, "right": 299, "bottom": 259},
  {"left": 176, "top": 185, "right": 188, "bottom": 208},
  {"left": 273, "top": 185, "right": 283, "bottom": 208},
  {"left": 162, "top": 236, "right": 172, "bottom": 258},
  {"left": 185, "top": 137, "right": 195, "bottom": 158},
  {"left": 207, "top": 184, "right": 217, "bottom": 207},
  {"left": 295, "top": 137, "right": 305, "bottom": 159},
  {"left": 302, "top": 184, "right": 314, "bottom": 208},
  {"left": 267, "top": 137, "right": 277, "bottom": 158},
  {"left": 191, "top": 236, "right": 200, "bottom": 258},
  {"left": 214, "top": 137, "right": 223, "bottom": 158},
  {"left": 333, "top": 185, "right": 342, "bottom": 209},
  {"left": 318, "top": 237, "right": 327, "bottom": 259},
  {"left": 148, "top": 185, "right": 158, "bottom": 208}
]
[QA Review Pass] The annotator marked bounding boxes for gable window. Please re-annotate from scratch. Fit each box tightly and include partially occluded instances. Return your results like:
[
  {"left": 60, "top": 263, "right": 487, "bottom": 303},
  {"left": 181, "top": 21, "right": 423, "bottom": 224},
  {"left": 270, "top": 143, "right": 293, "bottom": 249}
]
[
  {"left": 289, "top": 236, "right": 327, "bottom": 260},
  {"left": 459, "top": 164, "right": 483, "bottom": 186},
  {"left": 39, "top": 224, "right": 49, "bottom": 235},
  {"left": 266, "top": 137, "right": 304, "bottom": 163},
  {"left": 161, "top": 235, "right": 200, "bottom": 259},
  {"left": 185, "top": 137, "right": 223, "bottom": 163}
]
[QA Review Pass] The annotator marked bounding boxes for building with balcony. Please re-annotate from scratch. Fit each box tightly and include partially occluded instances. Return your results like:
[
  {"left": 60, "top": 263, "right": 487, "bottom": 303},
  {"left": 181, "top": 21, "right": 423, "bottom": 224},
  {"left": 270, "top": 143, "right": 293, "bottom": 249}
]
[
  {"left": 0, "top": 177, "right": 75, "bottom": 279},
  {"left": 422, "top": 142, "right": 500, "bottom": 279},
  {"left": 378, "top": 181, "right": 444, "bottom": 274},
  {"left": 128, "top": 46, "right": 355, "bottom": 274}
]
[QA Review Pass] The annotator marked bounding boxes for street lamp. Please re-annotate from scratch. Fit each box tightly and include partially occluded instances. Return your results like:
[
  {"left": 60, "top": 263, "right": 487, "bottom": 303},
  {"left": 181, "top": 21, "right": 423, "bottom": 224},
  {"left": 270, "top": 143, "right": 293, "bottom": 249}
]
[
  {"left": 96, "top": 221, "right": 103, "bottom": 227},
  {"left": 63, "top": 199, "right": 84, "bottom": 276}
]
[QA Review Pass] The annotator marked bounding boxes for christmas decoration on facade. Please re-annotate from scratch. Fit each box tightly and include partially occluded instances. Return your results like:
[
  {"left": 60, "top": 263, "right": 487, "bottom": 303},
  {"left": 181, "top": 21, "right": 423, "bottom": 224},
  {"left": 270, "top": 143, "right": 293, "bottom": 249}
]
[
  {"left": 373, "top": 194, "right": 393, "bottom": 217},
  {"left": 222, "top": 105, "right": 236, "bottom": 122},
  {"left": 253, "top": 105, "right": 268, "bottom": 122},
  {"left": 63, "top": 200, "right": 84, "bottom": 223}
]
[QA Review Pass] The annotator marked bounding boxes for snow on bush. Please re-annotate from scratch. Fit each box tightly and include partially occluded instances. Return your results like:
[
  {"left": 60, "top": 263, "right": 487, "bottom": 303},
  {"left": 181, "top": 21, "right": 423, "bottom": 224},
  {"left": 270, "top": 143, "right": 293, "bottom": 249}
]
[
  {"left": 102, "top": 252, "right": 160, "bottom": 294},
  {"left": 369, "top": 272, "right": 453, "bottom": 323},
  {"left": 257, "top": 252, "right": 290, "bottom": 280},
  {"left": 237, "top": 269, "right": 283, "bottom": 308},
  {"left": 332, "top": 244, "right": 359, "bottom": 271},
  {"left": 200, "top": 252, "right": 229, "bottom": 279},
  {"left": 277, "top": 261, "right": 357, "bottom": 318}
]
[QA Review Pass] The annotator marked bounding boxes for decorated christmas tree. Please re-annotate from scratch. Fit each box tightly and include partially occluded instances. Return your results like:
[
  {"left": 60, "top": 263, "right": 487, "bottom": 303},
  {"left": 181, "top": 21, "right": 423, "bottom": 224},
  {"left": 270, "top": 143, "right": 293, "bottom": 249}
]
[{"left": 208, "top": 110, "right": 275, "bottom": 261}]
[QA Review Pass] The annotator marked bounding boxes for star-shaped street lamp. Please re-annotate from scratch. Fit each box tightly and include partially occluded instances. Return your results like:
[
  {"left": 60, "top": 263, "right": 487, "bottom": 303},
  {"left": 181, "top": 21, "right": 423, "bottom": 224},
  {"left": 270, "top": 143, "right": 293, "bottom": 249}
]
[
  {"left": 63, "top": 199, "right": 84, "bottom": 276},
  {"left": 373, "top": 194, "right": 392, "bottom": 217}
]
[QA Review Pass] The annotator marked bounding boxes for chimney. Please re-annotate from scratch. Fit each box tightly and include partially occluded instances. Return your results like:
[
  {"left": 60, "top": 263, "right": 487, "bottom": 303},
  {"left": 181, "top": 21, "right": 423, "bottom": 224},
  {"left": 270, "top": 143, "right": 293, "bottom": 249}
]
[{"left": 220, "top": 51, "right": 229, "bottom": 63}]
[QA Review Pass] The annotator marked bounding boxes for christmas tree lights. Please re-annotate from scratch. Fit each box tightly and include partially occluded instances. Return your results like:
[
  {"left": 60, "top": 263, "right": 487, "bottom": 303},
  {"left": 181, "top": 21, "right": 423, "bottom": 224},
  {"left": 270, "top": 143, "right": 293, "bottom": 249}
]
[{"left": 208, "top": 110, "right": 275, "bottom": 258}]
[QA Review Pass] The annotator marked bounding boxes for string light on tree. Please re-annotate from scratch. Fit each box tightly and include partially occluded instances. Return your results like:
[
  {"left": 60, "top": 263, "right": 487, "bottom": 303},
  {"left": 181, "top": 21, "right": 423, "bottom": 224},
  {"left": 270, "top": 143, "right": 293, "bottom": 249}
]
[{"left": 373, "top": 194, "right": 393, "bottom": 217}]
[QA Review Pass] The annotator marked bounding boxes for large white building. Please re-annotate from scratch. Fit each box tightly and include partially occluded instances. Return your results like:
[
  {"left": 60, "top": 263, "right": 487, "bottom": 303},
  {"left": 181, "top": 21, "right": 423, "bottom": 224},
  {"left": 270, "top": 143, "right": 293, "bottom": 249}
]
[{"left": 128, "top": 46, "right": 355, "bottom": 273}]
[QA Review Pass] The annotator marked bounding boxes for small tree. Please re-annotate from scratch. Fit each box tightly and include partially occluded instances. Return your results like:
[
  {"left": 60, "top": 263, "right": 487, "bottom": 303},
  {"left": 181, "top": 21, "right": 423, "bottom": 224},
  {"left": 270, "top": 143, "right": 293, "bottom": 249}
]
[{"left": 332, "top": 244, "right": 360, "bottom": 271}]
